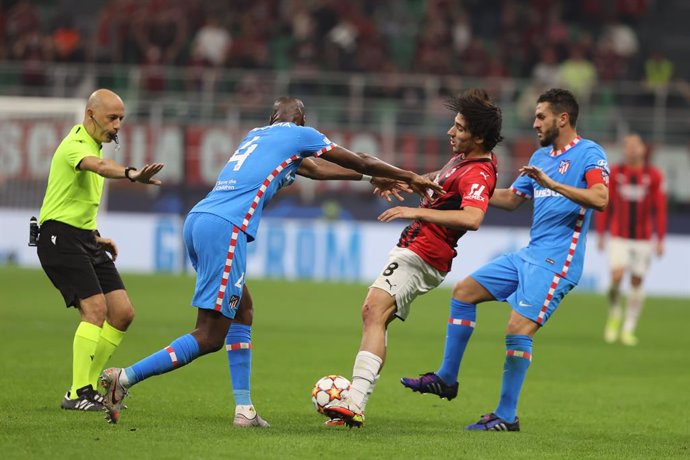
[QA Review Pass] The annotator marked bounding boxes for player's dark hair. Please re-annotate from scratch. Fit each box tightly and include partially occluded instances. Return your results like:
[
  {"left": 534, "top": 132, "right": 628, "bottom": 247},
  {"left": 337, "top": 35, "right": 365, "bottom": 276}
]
[
  {"left": 445, "top": 88, "right": 503, "bottom": 152},
  {"left": 537, "top": 88, "right": 579, "bottom": 127}
]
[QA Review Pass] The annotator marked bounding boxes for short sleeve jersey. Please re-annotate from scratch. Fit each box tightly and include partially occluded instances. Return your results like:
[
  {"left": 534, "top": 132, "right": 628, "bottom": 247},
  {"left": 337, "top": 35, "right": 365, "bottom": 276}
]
[
  {"left": 39, "top": 124, "right": 105, "bottom": 230},
  {"left": 398, "top": 154, "right": 498, "bottom": 272},
  {"left": 511, "top": 137, "right": 609, "bottom": 283},
  {"left": 190, "top": 122, "right": 335, "bottom": 240}
]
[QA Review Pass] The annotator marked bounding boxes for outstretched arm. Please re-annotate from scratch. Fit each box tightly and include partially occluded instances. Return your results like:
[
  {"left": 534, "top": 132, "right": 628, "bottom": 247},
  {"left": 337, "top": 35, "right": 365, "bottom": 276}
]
[
  {"left": 520, "top": 165, "right": 608, "bottom": 211},
  {"left": 378, "top": 205, "right": 486, "bottom": 231},
  {"left": 297, "top": 157, "right": 412, "bottom": 202},
  {"left": 78, "top": 156, "right": 164, "bottom": 185},
  {"left": 319, "top": 146, "right": 443, "bottom": 197},
  {"left": 296, "top": 157, "right": 363, "bottom": 181},
  {"left": 490, "top": 188, "right": 527, "bottom": 211}
]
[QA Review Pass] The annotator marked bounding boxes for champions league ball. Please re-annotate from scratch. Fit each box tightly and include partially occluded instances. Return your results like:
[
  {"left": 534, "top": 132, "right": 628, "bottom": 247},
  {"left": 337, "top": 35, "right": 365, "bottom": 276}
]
[{"left": 311, "top": 375, "right": 351, "bottom": 414}]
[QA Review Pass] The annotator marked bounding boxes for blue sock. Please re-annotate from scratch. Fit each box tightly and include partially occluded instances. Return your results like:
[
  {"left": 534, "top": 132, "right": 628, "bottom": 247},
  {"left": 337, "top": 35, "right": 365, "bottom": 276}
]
[
  {"left": 436, "top": 298, "right": 476, "bottom": 384},
  {"left": 495, "top": 334, "right": 533, "bottom": 423},
  {"left": 226, "top": 323, "right": 252, "bottom": 406},
  {"left": 124, "top": 334, "right": 200, "bottom": 386}
]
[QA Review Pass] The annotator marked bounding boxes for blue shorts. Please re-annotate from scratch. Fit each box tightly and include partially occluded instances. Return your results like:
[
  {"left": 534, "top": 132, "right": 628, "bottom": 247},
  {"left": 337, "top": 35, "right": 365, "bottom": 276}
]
[
  {"left": 183, "top": 213, "right": 246, "bottom": 319},
  {"left": 470, "top": 252, "right": 576, "bottom": 326}
]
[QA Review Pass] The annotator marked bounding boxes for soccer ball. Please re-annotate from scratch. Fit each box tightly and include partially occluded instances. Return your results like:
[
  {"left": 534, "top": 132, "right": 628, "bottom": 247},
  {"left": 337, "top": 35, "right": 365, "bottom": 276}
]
[{"left": 311, "top": 375, "right": 351, "bottom": 414}]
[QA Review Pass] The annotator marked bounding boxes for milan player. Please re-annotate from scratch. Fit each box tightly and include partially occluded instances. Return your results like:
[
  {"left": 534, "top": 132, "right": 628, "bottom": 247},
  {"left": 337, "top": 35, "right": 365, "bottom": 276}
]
[
  {"left": 597, "top": 134, "right": 666, "bottom": 346},
  {"left": 322, "top": 89, "right": 503, "bottom": 427}
]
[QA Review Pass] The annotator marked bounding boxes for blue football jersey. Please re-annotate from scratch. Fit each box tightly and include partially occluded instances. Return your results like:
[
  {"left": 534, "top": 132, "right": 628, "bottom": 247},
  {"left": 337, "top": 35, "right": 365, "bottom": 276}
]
[
  {"left": 190, "top": 122, "right": 335, "bottom": 240},
  {"left": 511, "top": 137, "right": 609, "bottom": 283}
]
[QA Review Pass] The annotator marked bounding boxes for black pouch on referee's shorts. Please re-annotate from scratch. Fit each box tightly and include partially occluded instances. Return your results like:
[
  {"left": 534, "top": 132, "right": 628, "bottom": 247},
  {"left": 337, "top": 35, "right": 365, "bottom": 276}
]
[{"left": 29, "top": 216, "right": 40, "bottom": 246}]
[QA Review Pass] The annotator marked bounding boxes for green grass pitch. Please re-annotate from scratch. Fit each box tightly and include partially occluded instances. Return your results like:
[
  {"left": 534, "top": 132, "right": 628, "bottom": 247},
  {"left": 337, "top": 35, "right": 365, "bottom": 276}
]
[{"left": 1, "top": 267, "right": 688, "bottom": 459}]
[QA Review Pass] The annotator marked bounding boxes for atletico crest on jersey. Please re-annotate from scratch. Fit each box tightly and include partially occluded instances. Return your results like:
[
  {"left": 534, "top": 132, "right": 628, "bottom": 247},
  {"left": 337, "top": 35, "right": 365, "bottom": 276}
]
[{"left": 558, "top": 160, "right": 571, "bottom": 174}]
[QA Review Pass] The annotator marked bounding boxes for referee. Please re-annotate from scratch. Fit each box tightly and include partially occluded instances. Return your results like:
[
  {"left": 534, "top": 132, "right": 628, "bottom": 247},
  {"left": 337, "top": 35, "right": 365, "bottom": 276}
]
[{"left": 37, "top": 89, "right": 164, "bottom": 411}]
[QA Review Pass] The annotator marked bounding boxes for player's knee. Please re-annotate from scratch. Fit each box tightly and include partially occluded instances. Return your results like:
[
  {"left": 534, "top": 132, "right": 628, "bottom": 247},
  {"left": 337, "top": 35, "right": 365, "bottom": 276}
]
[
  {"left": 611, "top": 269, "right": 625, "bottom": 284},
  {"left": 234, "top": 299, "right": 253, "bottom": 325},
  {"left": 195, "top": 333, "right": 225, "bottom": 354},
  {"left": 630, "top": 276, "right": 644, "bottom": 287},
  {"left": 120, "top": 306, "right": 135, "bottom": 329},
  {"left": 79, "top": 299, "right": 107, "bottom": 325},
  {"left": 361, "top": 300, "right": 388, "bottom": 327},
  {"left": 452, "top": 279, "right": 475, "bottom": 302}
]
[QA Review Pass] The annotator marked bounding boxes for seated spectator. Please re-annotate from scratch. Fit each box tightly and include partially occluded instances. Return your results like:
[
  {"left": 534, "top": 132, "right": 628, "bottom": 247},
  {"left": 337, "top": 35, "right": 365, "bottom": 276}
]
[
  {"left": 190, "top": 16, "right": 231, "bottom": 67},
  {"left": 51, "top": 18, "right": 84, "bottom": 63},
  {"left": 645, "top": 52, "right": 673, "bottom": 90},
  {"left": 532, "top": 47, "right": 561, "bottom": 88},
  {"left": 559, "top": 44, "right": 598, "bottom": 102},
  {"left": 133, "top": 0, "right": 188, "bottom": 65}
]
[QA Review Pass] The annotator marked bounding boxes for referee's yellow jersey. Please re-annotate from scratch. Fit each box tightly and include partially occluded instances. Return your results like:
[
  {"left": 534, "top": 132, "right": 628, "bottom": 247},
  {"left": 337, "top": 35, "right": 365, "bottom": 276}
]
[{"left": 39, "top": 124, "right": 105, "bottom": 230}]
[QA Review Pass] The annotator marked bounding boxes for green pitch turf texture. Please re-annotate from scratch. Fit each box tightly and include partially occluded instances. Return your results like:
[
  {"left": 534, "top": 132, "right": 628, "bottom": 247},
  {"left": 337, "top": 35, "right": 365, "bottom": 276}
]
[{"left": 1, "top": 267, "right": 688, "bottom": 459}]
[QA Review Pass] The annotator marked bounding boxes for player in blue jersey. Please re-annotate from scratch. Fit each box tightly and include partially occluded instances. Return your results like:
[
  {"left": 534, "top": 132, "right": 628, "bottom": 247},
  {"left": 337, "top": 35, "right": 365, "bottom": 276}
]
[
  {"left": 401, "top": 88, "right": 609, "bottom": 431},
  {"left": 99, "top": 97, "right": 441, "bottom": 424}
]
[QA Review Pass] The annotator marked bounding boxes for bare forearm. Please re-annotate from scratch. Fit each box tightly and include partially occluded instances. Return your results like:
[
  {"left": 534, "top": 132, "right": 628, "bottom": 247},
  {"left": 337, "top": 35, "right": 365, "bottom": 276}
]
[
  {"left": 297, "top": 158, "right": 363, "bottom": 181},
  {"left": 489, "top": 188, "right": 525, "bottom": 210},
  {"left": 550, "top": 182, "right": 608, "bottom": 211},
  {"left": 325, "top": 150, "right": 414, "bottom": 182},
  {"left": 91, "top": 158, "right": 129, "bottom": 179},
  {"left": 412, "top": 208, "right": 483, "bottom": 231}
]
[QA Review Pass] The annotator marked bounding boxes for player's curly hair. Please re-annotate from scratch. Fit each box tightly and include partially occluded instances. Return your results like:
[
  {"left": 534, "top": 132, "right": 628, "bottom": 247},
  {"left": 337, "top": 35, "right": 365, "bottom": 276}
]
[
  {"left": 445, "top": 88, "right": 504, "bottom": 152},
  {"left": 537, "top": 88, "right": 579, "bottom": 127}
]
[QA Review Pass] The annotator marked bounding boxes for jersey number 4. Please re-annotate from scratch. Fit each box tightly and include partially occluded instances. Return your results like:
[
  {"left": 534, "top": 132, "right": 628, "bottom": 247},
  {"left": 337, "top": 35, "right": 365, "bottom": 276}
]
[{"left": 228, "top": 136, "right": 259, "bottom": 171}]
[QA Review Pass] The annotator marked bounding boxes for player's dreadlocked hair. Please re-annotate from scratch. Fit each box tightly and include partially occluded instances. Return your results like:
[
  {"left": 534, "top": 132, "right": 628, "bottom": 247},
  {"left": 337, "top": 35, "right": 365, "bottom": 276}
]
[
  {"left": 537, "top": 88, "right": 579, "bottom": 127},
  {"left": 446, "top": 88, "right": 504, "bottom": 152}
]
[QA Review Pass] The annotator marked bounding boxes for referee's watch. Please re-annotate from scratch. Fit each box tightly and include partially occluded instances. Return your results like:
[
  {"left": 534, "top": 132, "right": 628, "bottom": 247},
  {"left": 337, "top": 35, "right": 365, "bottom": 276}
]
[{"left": 124, "top": 166, "right": 137, "bottom": 182}]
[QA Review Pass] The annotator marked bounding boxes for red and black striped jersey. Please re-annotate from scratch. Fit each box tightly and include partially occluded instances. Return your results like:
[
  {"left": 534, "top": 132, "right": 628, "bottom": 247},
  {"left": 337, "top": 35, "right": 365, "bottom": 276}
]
[
  {"left": 397, "top": 153, "right": 498, "bottom": 272},
  {"left": 596, "top": 164, "right": 666, "bottom": 240}
]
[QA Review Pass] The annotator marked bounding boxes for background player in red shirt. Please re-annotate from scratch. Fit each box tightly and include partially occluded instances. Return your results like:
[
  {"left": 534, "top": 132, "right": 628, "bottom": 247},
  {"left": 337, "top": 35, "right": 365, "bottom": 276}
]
[
  {"left": 322, "top": 89, "right": 503, "bottom": 427},
  {"left": 596, "top": 134, "right": 666, "bottom": 346}
]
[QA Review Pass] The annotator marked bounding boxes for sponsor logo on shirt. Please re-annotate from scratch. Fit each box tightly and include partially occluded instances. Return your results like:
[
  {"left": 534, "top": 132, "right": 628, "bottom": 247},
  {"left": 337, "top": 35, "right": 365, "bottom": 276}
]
[
  {"left": 534, "top": 188, "right": 564, "bottom": 198},
  {"left": 464, "top": 183, "right": 486, "bottom": 201}
]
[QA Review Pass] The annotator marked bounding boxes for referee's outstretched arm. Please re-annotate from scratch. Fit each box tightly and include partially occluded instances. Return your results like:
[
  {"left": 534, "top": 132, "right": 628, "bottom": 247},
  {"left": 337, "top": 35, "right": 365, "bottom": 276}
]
[{"left": 78, "top": 157, "right": 164, "bottom": 185}]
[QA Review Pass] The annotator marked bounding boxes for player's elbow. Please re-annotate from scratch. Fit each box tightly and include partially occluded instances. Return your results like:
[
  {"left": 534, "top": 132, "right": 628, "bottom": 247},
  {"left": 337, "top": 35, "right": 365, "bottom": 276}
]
[
  {"left": 591, "top": 194, "right": 609, "bottom": 212},
  {"left": 467, "top": 216, "right": 484, "bottom": 231}
]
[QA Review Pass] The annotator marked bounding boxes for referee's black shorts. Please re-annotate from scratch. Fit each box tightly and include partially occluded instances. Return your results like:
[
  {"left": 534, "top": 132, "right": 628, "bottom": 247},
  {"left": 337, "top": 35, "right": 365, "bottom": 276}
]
[{"left": 37, "top": 220, "right": 125, "bottom": 308}]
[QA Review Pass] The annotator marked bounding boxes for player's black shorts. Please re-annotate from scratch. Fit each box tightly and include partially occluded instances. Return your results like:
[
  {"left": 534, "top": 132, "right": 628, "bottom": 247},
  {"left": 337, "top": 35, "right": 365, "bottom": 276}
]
[{"left": 37, "top": 220, "right": 125, "bottom": 308}]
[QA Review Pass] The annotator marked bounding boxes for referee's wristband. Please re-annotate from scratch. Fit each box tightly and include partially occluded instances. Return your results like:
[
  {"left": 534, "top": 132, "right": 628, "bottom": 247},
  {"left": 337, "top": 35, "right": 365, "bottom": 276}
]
[
  {"left": 124, "top": 166, "right": 137, "bottom": 182},
  {"left": 361, "top": 174, "right": 372, "bottom": 183}
]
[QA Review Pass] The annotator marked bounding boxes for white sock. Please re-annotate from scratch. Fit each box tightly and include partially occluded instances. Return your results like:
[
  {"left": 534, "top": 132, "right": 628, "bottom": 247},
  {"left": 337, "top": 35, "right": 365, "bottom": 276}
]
[
  {"left": 360, "top": 374, "right": 380, "bottom": 411},
  {"left": 350, "top": 351, "right": 383, "bottom": 408},
  {"left": 118, "top": 370, "right": 131, "bottom": 388},
  {"left": 623, "top": 286, "right": 645, "bottom": 334},
  {"left": 235, "top": 404, "right": 256, "bottom": 418}
]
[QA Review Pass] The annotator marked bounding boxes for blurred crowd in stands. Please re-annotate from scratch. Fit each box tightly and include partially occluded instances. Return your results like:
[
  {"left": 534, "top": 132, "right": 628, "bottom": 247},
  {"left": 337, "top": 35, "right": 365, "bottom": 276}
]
[{"left": 0, "top": 0, "right": 677, "bottom": 91}]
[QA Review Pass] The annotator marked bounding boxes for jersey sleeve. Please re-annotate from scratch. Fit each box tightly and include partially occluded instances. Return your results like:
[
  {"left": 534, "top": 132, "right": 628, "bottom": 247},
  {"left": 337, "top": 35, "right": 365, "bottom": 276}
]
[
  {"left": 458, "top": 165, "right": 495, "bottom": 212},
  {"left": 297, "top": 127, "right": 336, "bottom": 158},
  {"left": 594, "top": 165, "right": 615, "bottom": 235},
  {"left": 583, "top": 145, "right": 610, "bottom": 187},
  {"left": 510, "top": 152, "right": 537, "bottom": 199},
  {"left": 64, "top": 140, "right": 93, "bottom": 170}
]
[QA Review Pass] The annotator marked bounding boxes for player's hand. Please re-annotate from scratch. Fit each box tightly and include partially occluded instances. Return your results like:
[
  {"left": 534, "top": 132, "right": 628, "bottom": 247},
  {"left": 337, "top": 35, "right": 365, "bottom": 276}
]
[
  {"left": 597, "top": 235, "right": 605, "bottom": 251},
  {"left": 519, "top": 165, "right": 557, "bottom": 189},
  {"left": 656, "top": 239, "right": 664, "bottom": 257},
  {"left": 378, "top": 206, "right": 418, "bottom": 223},
  {"left": 131, "top": 163, "right": 165, "bottom": 185},
  {"left": 96, "top": 236, "right": 119, "bottom": 261},
  {"left": 371, "top": 177, "right": 412, "bottom": 202},
  {"left": 409, "top": 173, "right": 444, "bottom": 198}
]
